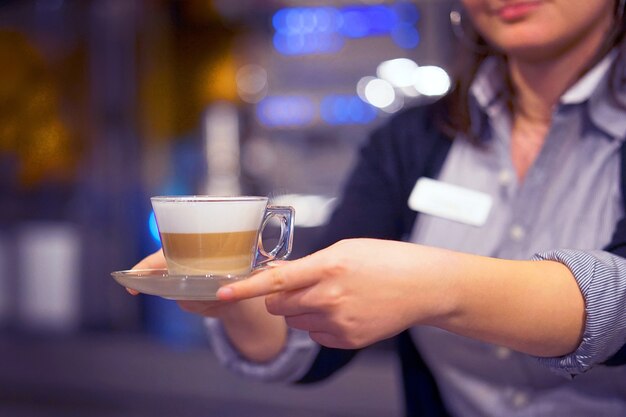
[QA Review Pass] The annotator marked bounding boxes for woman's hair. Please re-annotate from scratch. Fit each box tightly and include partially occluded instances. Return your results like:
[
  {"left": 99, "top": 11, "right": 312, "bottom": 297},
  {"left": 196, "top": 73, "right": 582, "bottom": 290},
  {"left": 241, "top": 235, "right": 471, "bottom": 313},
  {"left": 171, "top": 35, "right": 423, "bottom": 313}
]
[{"left": 441, "top": 0, "right": 626, "bottom": 139}]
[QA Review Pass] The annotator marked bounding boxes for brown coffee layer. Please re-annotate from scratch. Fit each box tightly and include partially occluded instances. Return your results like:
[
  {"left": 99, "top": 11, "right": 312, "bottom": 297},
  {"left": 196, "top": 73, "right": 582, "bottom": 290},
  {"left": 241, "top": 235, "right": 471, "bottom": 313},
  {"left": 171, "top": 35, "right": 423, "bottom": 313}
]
[{"left": 161, "top": 231, "right": 258, "bottom": 275}]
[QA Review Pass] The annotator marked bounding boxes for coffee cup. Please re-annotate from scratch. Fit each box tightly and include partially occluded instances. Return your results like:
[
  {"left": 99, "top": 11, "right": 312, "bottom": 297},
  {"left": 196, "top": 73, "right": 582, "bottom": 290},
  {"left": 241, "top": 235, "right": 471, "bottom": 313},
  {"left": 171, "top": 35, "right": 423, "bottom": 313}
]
[{"left": 151, "top": 196, "right": 294, "bottom": 276}]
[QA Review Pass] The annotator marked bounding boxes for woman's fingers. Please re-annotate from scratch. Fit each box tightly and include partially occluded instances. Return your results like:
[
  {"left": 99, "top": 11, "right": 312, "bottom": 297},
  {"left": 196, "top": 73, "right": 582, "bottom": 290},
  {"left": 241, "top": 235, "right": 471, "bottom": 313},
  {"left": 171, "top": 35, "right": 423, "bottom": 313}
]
[
  {"left": 126, "top": 288, "right": 140, "bottom": 296},
  {"left": 217, "top": 258, "right": 320, "bottom": 301},
  {"left": 308, "top": 331, "right": 343, "bottom": 348},
  {"left": 265, "top": 286, "right": 318, "bottom": 316},
  {"left": 283, "top": 313, "right": 347, "bottom": 348},
  {"left": 125, "top": 250, "right": 166, "bottom": 296},
  {"left": 284, "top": 313, "right": 330, "bottom": 332},
  {"left": 177, "top": 300, "right": 224, "bottom": 315},
  {"left": 132, "top": 249, "right": 166, "bottom": 270}
]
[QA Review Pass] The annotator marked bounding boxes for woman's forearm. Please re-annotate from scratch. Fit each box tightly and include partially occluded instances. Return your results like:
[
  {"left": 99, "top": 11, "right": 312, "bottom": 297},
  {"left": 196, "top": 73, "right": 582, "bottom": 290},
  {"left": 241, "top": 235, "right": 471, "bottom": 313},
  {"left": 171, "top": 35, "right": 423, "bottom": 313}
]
[
  {"left": 217, "top": 239, "right": 586, "bottom": 356},
  {"left": 424, "top": 248, "right": 586, "bottom": 357}
]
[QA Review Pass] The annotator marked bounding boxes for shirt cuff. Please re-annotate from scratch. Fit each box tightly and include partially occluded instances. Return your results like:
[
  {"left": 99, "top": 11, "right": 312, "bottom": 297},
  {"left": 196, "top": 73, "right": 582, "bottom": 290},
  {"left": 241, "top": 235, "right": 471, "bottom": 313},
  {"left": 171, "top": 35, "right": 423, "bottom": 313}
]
[
  {"left": 204, "top": 318, "right": 320, "bottom": 382},
  {"left": 531, "top": 249, "right": 626, "bottom": 375}
]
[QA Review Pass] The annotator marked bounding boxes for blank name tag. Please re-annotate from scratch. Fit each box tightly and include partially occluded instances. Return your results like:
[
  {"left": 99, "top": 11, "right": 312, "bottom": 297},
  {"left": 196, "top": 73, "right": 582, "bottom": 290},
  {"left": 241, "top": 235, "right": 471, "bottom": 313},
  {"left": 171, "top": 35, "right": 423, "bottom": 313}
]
[{"left": 408, "top": 177, "right": 493, "bottom": 227}]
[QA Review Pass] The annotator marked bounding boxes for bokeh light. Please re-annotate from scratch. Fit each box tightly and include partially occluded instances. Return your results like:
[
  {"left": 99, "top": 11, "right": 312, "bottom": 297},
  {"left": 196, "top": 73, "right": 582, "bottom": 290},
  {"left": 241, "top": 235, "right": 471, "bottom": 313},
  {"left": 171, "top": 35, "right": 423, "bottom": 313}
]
[
  {"left": 413, "top": 65, "right": 451, "bottom": 96},
  {"left": 320, "top": 95, "right": 377, "bottom": 125},
  {"left": 148, "top": 211, "right": 161, "bottom": 245},
  {"left": 272, "top": 3, "right": 420, "bottom": 55},
  {"left": 363, "top": 78, "right": 395, "bottom": 109},
  {"left": 256, "top": 95, "right": 315, "bottom": 127},
  {"left": 236, "top": 64, "right": 268, "bottom": 103},
  {"left": 377, "top": 58, "right": 418, "bottom": 88}
]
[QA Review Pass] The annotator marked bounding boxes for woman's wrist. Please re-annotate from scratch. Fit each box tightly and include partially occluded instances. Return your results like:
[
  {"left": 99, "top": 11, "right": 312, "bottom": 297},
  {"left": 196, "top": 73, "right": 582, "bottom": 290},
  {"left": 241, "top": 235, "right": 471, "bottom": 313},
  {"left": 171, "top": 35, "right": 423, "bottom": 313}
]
[
  {"left": 220, "top": 298, "right": 289, "bottom": 363},
  {"left": 402, "top": 244, "right": 466, "bottom": 329}
]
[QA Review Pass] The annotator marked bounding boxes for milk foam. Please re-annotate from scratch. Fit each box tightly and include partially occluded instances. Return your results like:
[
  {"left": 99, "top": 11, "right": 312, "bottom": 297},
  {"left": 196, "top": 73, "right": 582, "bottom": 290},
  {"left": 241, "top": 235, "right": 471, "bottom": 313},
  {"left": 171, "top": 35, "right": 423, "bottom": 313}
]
[{"left": 152, "top": 197, "right": 268, "bottom": 233}]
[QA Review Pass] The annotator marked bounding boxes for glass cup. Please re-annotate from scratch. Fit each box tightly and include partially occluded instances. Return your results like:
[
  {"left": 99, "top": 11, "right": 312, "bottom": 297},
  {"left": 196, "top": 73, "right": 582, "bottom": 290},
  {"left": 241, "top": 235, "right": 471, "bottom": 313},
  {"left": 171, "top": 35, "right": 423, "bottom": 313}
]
[{"left": 151, "top": 196, "right": 294, "bottom": 276}]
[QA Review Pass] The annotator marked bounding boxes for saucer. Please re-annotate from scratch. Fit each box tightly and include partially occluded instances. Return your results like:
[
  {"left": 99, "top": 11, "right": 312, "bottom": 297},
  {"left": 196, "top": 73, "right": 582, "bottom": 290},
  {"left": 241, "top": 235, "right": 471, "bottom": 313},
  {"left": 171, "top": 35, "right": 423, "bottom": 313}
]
[{"left": 111, "top": 269, "right": 248, "bottom": 300}]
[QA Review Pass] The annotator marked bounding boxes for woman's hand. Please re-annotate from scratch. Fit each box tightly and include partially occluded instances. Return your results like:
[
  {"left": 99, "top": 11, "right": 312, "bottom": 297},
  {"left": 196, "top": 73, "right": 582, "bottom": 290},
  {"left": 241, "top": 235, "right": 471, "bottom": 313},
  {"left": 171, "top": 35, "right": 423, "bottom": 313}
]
[
  {"left": 127, "top": 250, "right": 167, "bottom": 296},
  {"left": 128, "top": 249, "right": 247, "bottom": 319},
  {"left": 129, "top": 250, "right": 288, "bottom": 362},
  {"left": 132, "top": 249, "right": 167, "bottom": 270},
  {"left": 216, "top": 239, "right": 453, "bottom": 349},
  {"left": 217, "top": 238, "right": 585, "bottom": 357}
]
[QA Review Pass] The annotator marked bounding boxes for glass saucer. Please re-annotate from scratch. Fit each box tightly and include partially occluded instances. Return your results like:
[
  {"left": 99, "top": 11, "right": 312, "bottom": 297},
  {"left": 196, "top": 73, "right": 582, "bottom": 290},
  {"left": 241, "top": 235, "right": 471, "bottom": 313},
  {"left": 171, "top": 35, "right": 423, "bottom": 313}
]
[{"left": 111, "top": 268, "right": 248, "bottom": 300}]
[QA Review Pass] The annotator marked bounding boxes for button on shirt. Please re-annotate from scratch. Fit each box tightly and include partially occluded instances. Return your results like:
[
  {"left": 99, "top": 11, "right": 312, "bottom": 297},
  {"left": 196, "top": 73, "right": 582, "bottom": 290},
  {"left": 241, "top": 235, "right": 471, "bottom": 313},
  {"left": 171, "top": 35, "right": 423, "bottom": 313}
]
[{"left": 410, "top": 55, "right": 626, "bottom": 416}]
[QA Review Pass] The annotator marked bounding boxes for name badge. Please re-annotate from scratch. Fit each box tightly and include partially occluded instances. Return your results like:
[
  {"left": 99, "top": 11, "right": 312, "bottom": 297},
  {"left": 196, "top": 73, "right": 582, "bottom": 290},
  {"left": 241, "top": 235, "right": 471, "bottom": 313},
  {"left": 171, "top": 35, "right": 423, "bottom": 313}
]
[{"left": 408, "top": 177, "right": 492, "bottom": 227}]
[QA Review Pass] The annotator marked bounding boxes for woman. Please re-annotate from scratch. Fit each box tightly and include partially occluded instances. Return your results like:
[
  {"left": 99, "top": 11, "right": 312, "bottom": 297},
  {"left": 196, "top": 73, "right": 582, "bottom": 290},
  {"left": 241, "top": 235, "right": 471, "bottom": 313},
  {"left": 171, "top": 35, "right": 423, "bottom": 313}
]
[{"left": 135, "top": 0, "right": 626, "bottom": 415}]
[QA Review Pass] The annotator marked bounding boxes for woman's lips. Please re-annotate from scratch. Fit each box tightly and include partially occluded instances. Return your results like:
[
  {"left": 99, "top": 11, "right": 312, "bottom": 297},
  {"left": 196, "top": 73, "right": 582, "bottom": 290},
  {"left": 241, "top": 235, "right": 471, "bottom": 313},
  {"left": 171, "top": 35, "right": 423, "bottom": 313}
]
[{"left": 496, "top": 1, "right": 542, "bottom": 21}]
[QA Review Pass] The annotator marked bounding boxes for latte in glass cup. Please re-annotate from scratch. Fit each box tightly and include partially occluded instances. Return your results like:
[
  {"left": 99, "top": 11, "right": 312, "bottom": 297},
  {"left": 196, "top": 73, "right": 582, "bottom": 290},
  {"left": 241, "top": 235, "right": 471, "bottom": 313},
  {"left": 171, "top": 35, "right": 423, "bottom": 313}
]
[{"left": 151, "top": 196, "right": 294, "bottom": 276}]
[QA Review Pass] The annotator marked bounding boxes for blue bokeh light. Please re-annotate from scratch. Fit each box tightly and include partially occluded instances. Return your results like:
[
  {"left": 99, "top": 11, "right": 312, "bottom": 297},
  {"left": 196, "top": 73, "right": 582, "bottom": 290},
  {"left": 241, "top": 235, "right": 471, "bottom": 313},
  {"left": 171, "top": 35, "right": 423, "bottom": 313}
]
[
  {"left": 392, "top": 24, "right": 420, "bottom": 49},
  {"left": 273, "top": 32, "right": 343, "bottom": 55},
  {"left": 257, "top": 95, "right": 316, "bottom": 127},
  {"left": 393, "top": 2, "right": 420, "bottom": 24},
  {"left": 339, "top": 5, "right": 397, "bottom": 38},
  {"left": 272, "top": 3, "right": 420, "bottom": 55},
  {"left": 339, "top": 8, "right": 370, "bottom": 38},
  {"left": 320, "top": 95, "right": 377, "bottom": 125},
  {"left": 273, "top": 6, "right": 343, "bottom": 55},
  {"left": 148, "top": 211, "right": 160, "bottom": 245}
]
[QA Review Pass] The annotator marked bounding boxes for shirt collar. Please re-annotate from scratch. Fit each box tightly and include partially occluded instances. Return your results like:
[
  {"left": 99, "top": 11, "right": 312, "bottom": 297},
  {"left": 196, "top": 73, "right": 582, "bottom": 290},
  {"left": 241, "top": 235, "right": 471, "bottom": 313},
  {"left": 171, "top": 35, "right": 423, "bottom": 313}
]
[
  {"left": 469, "top": 57, "right": 507, "bottom": 112},
  {"left": 560, "top": 51, "right": 615, "bottom": 105},
  {"left": 584, "top": 52, "right": 626, "bottom": 142},
  {"left": 469, "top": 52, "right": 626, "bottom": 143},
  {"left": 468, "top": 57, "right": 507, "bottom": 140}
]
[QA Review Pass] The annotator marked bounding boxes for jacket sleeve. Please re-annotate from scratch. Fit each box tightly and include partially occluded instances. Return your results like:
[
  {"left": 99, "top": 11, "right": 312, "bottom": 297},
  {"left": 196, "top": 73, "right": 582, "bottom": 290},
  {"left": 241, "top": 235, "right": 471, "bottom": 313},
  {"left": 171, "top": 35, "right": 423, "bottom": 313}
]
[
  {"left": 295, "top": 113, "right": 416, "bottom": 384},
  {"left": 298, "top": 103, "right": 453, "bottom": 384},
  {"left": 597, "top": 141, "right": 626, "bottom": 366}
]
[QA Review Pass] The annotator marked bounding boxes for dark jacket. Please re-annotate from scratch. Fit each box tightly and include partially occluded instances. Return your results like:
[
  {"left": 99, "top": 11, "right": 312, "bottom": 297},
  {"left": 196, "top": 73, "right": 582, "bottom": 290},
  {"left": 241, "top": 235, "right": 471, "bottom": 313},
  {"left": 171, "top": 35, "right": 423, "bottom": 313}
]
[{"left": 296, "top": 99, "right": 626, "bottom": 417}]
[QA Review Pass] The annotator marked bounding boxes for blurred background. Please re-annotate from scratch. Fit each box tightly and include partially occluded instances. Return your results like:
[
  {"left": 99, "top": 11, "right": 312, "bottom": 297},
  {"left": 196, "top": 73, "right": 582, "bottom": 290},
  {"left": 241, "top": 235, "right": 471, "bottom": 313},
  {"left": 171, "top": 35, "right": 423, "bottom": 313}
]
[{"left": 0, "top": 0, "right": 457, "bottom": 415}]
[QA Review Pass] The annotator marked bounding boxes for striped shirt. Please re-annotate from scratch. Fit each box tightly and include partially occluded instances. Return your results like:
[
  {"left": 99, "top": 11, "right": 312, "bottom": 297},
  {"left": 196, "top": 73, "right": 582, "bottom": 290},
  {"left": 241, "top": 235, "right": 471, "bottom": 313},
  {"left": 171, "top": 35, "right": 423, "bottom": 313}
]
[{"left": 410, "top": 54, "right": 626, "bottom": 416}]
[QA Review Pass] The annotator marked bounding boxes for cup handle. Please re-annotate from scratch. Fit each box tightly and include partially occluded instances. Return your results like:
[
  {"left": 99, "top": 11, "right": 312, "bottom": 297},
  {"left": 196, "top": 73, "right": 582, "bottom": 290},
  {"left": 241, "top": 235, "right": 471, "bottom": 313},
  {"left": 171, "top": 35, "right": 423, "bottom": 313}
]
[{"left": 255, "top": 205, "right": 295, "bottom": 267}]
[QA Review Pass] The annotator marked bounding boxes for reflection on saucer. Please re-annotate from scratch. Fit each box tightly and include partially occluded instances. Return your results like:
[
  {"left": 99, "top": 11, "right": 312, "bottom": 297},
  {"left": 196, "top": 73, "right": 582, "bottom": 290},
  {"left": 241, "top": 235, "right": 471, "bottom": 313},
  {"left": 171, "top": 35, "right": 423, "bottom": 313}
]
[{"left": 111, "top": 269, "right": 247, "bottom": 300}]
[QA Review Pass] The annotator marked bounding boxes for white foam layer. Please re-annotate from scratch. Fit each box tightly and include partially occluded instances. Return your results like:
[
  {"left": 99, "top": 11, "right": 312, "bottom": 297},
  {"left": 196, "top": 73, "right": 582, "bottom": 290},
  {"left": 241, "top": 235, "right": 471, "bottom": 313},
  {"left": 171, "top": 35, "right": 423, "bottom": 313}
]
[{"left": 152, "top": 197, "right": 267, "bottom": 233}]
